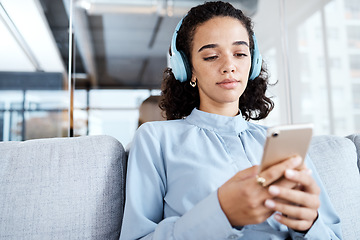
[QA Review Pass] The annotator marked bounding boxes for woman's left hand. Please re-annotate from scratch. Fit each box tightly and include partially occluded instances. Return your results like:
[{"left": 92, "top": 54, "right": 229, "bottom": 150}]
[{"left": 263, "top": 167, "right": 321, "bottom": 232}]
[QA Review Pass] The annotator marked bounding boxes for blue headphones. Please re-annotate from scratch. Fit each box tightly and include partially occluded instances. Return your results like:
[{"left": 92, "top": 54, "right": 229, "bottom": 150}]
[{"left": 170, "top": 17, "right": 262, "bottom": 82}]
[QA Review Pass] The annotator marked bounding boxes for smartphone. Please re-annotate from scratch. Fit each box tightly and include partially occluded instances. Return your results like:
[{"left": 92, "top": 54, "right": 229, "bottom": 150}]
[{"left": 259, "top": 123, "right": 313, "bottom": 172}]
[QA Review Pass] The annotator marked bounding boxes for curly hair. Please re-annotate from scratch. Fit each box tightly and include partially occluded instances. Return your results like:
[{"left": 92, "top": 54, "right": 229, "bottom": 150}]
[{"left": 160, "top": 1, "right": 274, "bottom": 120}]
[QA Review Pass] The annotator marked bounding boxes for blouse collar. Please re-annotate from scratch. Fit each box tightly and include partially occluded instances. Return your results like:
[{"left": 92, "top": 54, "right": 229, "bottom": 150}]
[{"left": 185, "top": 108, "right": 249, "bottom": 134}]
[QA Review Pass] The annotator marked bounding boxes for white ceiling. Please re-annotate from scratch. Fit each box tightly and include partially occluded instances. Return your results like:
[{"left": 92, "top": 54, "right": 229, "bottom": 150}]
[{"left": 0, "top": 0, "right": 65, "bottom": 73}]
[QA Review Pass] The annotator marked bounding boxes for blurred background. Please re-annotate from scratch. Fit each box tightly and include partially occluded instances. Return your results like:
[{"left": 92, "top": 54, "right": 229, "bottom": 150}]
[{"left": 0, "top": 0, "right": 359, "bottom": 146}]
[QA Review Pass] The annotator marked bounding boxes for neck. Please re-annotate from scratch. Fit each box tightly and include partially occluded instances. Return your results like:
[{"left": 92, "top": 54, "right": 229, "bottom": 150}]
[{"left": 199, "top": 102, "right": 239, "bottom": 117}]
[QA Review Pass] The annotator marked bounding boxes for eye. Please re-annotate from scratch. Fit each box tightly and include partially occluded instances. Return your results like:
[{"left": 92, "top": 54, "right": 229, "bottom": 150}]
[
  {"left": 203, "top": 55, "right": 218, "bottom": 61},
  {"left": 235, "top": 53, "right": 248, "bottom": 57}
]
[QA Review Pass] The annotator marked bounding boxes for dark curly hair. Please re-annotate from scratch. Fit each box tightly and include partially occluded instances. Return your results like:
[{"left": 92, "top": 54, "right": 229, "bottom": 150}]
[{"left": 160, "top": 1, "right": 274, "bottom": 120}]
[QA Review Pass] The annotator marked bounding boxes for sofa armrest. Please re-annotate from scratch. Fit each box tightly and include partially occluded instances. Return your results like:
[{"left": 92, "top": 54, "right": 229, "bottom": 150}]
[
  {"left": 0, "top": 135, "right": 126, "bottom": 239},
  {"left": 309, "top": 135, "right": 360, "bottom": 240}
]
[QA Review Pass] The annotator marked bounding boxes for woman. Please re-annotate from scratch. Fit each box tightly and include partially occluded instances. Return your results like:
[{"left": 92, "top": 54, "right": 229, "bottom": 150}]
[{"left": 120, "top": 1, "right": 342, "bottom": 239}]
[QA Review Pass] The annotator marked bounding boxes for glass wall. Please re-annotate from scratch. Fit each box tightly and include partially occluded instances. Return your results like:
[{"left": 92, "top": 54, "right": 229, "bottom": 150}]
[
  {"left": 0, "top": 0, "right": 69, "bottom": 141},
  {"left": 73, "top": 89, "right": 159, "bottom": 147},
  {"left": 255, "top": 0, "right": 360, "bottom": 136},
  {"left": 1, "top": 0, "right": 359, "bottom": 144},
  {"left": 0, "top": 78, "right": 69, "bottom": 141}
]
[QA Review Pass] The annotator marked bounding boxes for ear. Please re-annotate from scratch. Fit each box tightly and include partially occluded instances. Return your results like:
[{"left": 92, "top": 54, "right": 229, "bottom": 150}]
[{"left": 191, "top": 72, "right": 197, "bottom": 82}]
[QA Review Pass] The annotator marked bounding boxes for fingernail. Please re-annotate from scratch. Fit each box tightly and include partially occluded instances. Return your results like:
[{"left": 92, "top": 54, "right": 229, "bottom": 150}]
[
  {"left": 268, "top": 185, "right": 280, "bottom": 196},
  {"left": 285, "top": 169, "right": 295, "bottom": 178},
  {"left": 292, "top": 156, "right": 301, "bottom": 166},
  {"left": 274, "top": 214, "right": 282, "bottom": 221},
  {"left": 265, "top": 199, "right": 276, "bottom": 209},
  {"left": 306, "top": 169, "right": 312, "bottom": 175}
]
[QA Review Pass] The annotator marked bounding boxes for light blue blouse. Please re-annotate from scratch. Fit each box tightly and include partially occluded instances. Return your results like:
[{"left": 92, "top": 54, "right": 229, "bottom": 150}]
[{"left": 120, "top": 108, "right": 342, "bottom": 240}]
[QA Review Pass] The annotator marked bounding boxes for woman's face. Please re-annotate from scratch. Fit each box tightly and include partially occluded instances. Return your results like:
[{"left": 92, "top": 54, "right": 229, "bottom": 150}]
[{"left": 190, "top": 16, "right": 251, "bottom": 116}]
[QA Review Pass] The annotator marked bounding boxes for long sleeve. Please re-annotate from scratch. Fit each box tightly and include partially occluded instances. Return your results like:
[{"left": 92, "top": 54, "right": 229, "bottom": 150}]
[{"left": 119, "top": 123, "right": 244, "bottom": 240}]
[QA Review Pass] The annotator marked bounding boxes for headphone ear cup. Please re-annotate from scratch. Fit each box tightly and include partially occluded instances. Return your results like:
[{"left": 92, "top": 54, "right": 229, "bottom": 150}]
[
  {"left": 170, "top": 50, "right": 189, "bottom": 82},
  {"left": 249, "top": 34, "right": 262, "bottom": 81},
  {"left": 169, "top": 17, "right": 191, "bottom": 82},
  {"left": 179, "top": 51, "right": 191, "bottom": 81}
]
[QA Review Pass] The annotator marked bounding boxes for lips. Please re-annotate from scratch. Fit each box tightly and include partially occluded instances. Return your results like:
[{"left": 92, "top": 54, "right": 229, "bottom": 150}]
[
  {"left": 217, "top": 79, "right": 239, "bottom": 84},
  {"left": 216, "top": 79, "right": 240, "bottom": 89}
]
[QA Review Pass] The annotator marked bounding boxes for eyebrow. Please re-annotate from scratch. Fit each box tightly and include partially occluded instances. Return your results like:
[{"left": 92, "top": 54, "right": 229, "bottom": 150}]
[
  {"left": 233, "top": 41, "right": 249, "bottom": 47},
  {"left": 198, "top": 44, "right": 218, "bottom": 52},
  {"left": 198, "top": 41, "right": 249, "bottom": 52}
]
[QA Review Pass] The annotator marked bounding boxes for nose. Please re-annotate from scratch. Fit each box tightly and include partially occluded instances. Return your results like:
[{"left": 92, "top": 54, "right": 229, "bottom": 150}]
[{"left": 221, "top": 56, "right": 236, "bottom": 74}]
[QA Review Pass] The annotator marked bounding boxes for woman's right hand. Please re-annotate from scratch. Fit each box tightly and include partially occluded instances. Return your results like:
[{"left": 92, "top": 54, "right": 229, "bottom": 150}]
[{"left": 217, "top": 156, "right": 303, "bottom": 226}]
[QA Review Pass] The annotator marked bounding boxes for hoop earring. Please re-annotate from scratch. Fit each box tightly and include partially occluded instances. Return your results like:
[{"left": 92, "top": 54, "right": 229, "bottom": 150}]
[{"left": 190, "top": 80, "right": 196, "bottom": 87}]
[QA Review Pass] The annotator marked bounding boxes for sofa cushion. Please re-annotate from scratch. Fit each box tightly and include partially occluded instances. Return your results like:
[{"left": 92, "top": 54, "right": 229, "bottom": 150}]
[
  {"left": 309, "top": 135, "right": 360, "bottom": 240},
  {"left": 0, "top": 135, "right": 126, "bottom": 240}
]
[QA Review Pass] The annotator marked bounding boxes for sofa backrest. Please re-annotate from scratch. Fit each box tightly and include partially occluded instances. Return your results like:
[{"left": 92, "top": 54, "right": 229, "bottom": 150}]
[
  {"left": 1, "top": 134, "right": 359, "bottom": 239},
  {"left": 0, "top": 135, "right": 126, "bottom": 240},
  {"left": 309, "top": 134, "right": 360, "bottom": 240}
]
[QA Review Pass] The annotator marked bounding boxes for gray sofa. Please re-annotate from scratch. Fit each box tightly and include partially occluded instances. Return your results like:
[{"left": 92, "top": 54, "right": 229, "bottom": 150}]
[{"left": 0, "top": 134, "right": 359, "bottom": 239}]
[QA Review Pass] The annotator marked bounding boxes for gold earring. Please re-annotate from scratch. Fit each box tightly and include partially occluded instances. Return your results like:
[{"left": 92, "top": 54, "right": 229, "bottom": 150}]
[{"left": 190, "top": 80, "right": 196, "bottom": 87}]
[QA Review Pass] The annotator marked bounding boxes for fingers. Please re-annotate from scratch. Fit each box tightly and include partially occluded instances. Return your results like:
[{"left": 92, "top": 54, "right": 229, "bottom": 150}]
[
  {"left": 284, "top": 168, "right": 320, "bottom": 195},
  {"left": 233, "top": 165, "right": 259, "bottom": 182},
  {"left": 266, "top": 170, "right": 321, "bottom": 210},
  {"left": 264, "top": 192, "right": 318, "bottom": 219},
  {"left": 258, "top": 156, "right": 303, "bottom": 187},
  {"left": 264, "top": 169, "right": 321, "bottom": 231},
  {"left": 270, "top": 176, "right": 297, "bottom": 190},
  {"left": 273, "top": 212, "right": 318, "bottom": 231},
  {"left": 218, "top": 165, "right": 275, "bottom": 226},
  {"left": 267, "top": 184, "right": 319, "bottom": 209},
  {"left": 264, "top": 189, "right": 319, "bottom": 231}
]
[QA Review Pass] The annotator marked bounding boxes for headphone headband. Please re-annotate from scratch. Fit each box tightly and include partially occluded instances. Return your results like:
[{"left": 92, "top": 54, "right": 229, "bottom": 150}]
[
  {"left": 169, "top": 17, "right": 191, "bottom": 82},
  {"left": 169, "top": 16, "right": 262, "bottom": 82},
  {"left": 249, "top": 34, "right": 262, "bottom": 81}
]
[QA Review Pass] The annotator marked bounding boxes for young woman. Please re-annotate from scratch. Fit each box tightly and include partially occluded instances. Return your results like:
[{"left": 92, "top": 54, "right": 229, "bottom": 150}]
[{"left": 120, "top": 2, "right": 342, "bottom": 239}]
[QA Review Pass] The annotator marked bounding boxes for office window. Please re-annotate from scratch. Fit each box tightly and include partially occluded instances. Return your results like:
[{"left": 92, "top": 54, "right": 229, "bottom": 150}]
[
  {"left": 0, "top": 91, "right": 22, "bottom": 141},
  {"left": 0, "top": 102, "right": 4, "bottom": 141},
  {"left": 327, "top": 27, "right": 339, "bottom": 39},
  {"left": 347, "top": 26, "right": 360, "bottom": 48},
  {"left": 350, "top": 55, "right": 360, "bottom": 78},
  {"left": 255, "top": 0, "right": 359, "bottom": 136},
  {"left": 353, "top": 84, "right": 360, "bottom": 109},
  {"left": 330, "top": 58, "right": 342, "bottom": 69},
  {"left": 344, "top": 0, "right": 360, "bottom": 19},
  {"left": 355, "top": 115, "right": 360, "bottom": 132},
  {"left": 85, "top": 89, "right": 159, "bottom": 147},
  {"left": 300, "top": 53, "right": 311, "bottom": 79},
  {"left": 24, "top": 91, "right": 68, "bottom": 139},
  {"left": 0, "top": 0, "right": 69, "bottom": 141}
]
